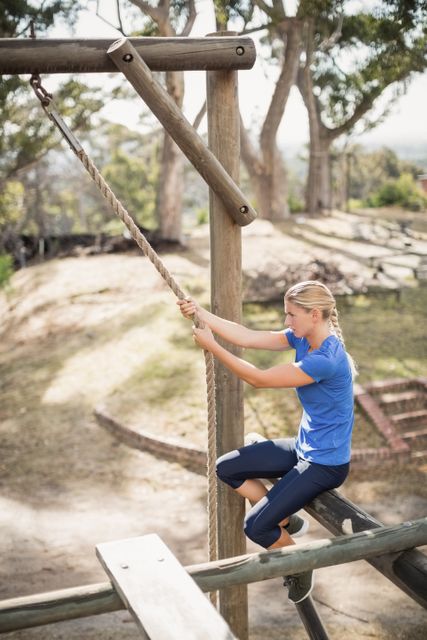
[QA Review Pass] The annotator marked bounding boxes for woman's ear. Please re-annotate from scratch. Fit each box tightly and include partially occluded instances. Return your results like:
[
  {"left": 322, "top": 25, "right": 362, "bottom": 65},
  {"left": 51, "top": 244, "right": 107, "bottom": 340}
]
[{"left": 311, "top": 308, "right": 321, "bottom": 323}]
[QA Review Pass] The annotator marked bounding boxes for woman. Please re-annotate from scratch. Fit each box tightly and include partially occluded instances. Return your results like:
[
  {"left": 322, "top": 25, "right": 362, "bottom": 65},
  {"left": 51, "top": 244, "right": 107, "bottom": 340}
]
[{"left": 178, "top": 280, "right": 355, "bottom": 604}]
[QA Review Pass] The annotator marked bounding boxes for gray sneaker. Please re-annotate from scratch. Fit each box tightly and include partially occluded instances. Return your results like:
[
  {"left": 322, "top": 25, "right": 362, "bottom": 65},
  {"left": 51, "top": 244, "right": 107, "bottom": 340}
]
[
  {"left": 283, "top": 570, "right": 314, "bottom": 604},
  {"left": 284, "top": 514, "right": 309, "bottom": 538}
]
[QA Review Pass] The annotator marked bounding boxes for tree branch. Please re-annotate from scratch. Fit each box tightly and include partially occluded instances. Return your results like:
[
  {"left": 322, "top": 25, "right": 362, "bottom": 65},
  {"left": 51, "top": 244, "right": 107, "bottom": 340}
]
[
  {"left": 240, "top": 116, "right": 264, "bottom": 178},
  {"left": 260, "top": 19, "right": 303, "bottom": 154},
  {"left": 182, "top": 0, "right": 197, "bottom": 37},
  {"left": 192, "top": 100, "right": 206, "bottom": 131},
  {"left": 128, "top": 0, "right": 166, "bottom": 25},
  {"left": 96, "top": 0, "right": 126, "bottom": 35},
  {"left": 318, "top": 12, "right": 344, "bottom": 52}
]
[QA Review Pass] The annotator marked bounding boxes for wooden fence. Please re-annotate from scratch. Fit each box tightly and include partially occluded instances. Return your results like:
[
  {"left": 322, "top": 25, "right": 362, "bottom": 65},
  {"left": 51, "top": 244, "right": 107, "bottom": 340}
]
[{"left": 0, "top": 517, "right": 426, "bottom": 637}]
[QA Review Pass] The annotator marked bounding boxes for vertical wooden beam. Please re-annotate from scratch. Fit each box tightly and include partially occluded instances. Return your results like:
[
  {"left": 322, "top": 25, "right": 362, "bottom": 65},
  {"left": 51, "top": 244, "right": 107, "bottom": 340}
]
[{"left": 206, "top": 32, "right": 248, "bottom": 640}]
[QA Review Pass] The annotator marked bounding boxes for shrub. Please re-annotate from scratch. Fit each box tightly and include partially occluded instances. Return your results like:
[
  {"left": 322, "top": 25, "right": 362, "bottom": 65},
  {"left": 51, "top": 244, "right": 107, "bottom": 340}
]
[
  {"left": 288, "top": 194, "right": 305, "bottom": 213},
  {"left": 0, "top": 254, "right": 13, "bottom": 289},
  {"left": 366, "top": 173, "right": 427, "bottom": 211}
]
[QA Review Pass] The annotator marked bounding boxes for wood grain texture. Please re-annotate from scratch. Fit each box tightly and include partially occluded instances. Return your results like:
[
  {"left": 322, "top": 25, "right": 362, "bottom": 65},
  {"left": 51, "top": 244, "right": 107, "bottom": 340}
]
[
  {"left": 206, "top": 40, "right": 248, "bottom": 639},
  {"left": 0, "top": 37, "right": 256, "bottom": 74},
  {"left": 107, "top": 38, "right": 257, "bottom": 227},
  {"left": 96, "top": 534, "right": 236, "bottom": 640}
]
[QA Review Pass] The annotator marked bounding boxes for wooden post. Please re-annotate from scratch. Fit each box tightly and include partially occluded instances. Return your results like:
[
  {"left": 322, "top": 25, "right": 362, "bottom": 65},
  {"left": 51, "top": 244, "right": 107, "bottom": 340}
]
[
  {"left": 107, "top": 38, "right": 256, "bottom": 228},
  {"left": 206, "top": 32, "right": 248, "bottom": 640},
  {"left": 0, "top": 36, "right": 256, "bottom": 74}
]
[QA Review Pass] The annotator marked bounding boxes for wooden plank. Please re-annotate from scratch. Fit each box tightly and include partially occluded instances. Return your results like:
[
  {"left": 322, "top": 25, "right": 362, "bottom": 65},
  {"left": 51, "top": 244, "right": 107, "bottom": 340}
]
[
  {"left": 206, "top": 32, "right": 248, "bottom": 640},
  {"left": 2, "top": 519, "right": 426, "bottom": 632},
  {"left": 107, "top": 38, "right": 257, "bottom": 228},
  {"left": 0, "top": 37, "right": 256, "bottom": 74},
  {"left": 95, "top": 534, "right": 236, "bottom": 640}
]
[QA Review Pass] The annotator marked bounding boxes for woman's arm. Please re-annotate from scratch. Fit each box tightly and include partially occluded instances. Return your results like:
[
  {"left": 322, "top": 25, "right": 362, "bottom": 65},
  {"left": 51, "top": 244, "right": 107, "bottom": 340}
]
[
  {"left": 192, "top": 325, "right": 313, "bottom": 389},
  {"left": 177, "top": 298, "right": 290, "bottom": 351}
]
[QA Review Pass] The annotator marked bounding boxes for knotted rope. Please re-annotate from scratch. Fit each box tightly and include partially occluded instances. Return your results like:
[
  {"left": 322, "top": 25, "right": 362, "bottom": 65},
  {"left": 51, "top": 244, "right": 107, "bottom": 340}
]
[{"left": 31, "top": 76, "right": 218, "bottom": 603}]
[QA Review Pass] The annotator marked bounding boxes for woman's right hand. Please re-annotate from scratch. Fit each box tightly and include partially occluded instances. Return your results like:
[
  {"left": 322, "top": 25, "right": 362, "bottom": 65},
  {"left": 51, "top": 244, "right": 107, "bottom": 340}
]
[{"left": 177, "top": 297, "right": 201, "bottom": 320}]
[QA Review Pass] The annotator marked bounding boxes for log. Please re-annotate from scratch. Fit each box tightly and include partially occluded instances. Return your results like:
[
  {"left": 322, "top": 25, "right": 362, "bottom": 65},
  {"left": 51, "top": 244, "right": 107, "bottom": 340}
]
[
  {"left": 1, "top": 519, "right": 426, "bottom": 632},
  {"left": 305, "top": 489, "right": 427, "bottom": 608},
  {"left": 0, "top": 37, "right": 256, "bottom": 74},
  {"left": 107, "top": 38, "right": 257, "bottom": 227},
  {"left": 206, "top": 32, "right": 247, "bottom": 639},
  {"left": 96, "top": 535, "right": 236, "bottom": 639}
]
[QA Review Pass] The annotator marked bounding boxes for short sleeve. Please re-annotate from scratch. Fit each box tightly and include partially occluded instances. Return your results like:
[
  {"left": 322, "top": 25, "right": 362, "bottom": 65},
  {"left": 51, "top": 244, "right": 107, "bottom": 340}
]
[
  {"left": 284, "top": 328, "right": 297, "bottom": 348},
  {"left": 297, "top": 352, "right": 336, "bottom": 383}
]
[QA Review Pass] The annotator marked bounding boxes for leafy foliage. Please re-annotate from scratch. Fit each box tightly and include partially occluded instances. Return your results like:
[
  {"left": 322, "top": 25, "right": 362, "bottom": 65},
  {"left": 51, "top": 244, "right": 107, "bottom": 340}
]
[
  {"left": 366, "top": 173, "right": 427, "bottom": 211},
  {"left": 309, "top": 1, "right": 427, "bottom": 131},
  {"left": 347, "top": 145, "right": 426, "bottom": 206},
  {"left": 0, "top": 253, "right": 13, "bottom": 288}
]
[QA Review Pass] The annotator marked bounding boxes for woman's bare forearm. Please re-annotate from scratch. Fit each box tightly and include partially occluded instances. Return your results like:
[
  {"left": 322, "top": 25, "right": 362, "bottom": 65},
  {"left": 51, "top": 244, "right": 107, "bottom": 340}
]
[{"left": 198, "top": 308, "right": 255, "bottom": 347}]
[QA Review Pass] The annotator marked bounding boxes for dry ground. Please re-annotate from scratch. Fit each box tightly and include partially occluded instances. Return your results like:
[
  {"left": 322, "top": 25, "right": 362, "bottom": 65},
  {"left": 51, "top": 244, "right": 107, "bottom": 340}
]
[{"left": 1, "top": 215, "right": 426, "bottom": 639}]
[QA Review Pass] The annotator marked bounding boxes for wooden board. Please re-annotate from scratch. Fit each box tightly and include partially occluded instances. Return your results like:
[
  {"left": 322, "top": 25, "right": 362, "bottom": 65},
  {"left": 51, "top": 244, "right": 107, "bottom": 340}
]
[{"left": 96, "top": 535, "right": 236, "bottom": 640}]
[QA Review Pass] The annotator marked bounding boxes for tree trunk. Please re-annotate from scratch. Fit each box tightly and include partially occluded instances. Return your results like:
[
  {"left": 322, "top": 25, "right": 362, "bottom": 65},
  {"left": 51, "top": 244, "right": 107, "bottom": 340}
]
[
  {"left": 306, "top": 131, "right": 332, "bottom": 214},
  {"left": 127, "top": 1, "right": 198, "bottom": 243},
  {"left": 156, "top": 131, "right": 183, "bottom": 241},
  {"left": 240, "top": 19, "right": 303, "bottom": 221},
  {"left": 297, "top": 23, "right": 334, "bottom": 216},
  {"left": 155, "top": 68, "right": 185, "bottom": 242},
  {"left": 244, "top": 146, "right": 288, "bottom": 220}
]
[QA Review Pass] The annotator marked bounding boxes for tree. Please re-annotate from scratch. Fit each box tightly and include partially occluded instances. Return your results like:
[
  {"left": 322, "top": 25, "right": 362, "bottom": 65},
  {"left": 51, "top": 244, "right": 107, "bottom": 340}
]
[
  {"left": 0, "top": 1, "right": 104, "bottom": 254},
  {"left": 238, "top": 2, "right": 305, "bottom": 220},
  {"left": 98, "top": 1, "right": 198, "bottom": 242},
  {"left": 297, "top": 0, "right": 427, "bottom": 214}
]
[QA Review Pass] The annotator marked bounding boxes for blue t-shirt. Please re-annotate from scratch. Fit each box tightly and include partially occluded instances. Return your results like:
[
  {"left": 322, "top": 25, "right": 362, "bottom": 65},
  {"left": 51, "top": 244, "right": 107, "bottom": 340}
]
[{"left": 284, "top": 328, "right": 354, "bottom": 465}]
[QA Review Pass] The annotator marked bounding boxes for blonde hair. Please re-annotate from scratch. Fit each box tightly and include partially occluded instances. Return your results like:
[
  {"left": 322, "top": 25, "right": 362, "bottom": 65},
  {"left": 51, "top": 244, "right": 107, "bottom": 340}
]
[{"left": 285, "top": 280, "right": 357, "bottom": 379}]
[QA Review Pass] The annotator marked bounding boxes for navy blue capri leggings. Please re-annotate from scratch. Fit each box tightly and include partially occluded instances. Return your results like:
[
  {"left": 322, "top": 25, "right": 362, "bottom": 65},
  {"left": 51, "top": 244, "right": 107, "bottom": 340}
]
[{"left": 216, "top": 438, "right": 349, "bottom": 549}]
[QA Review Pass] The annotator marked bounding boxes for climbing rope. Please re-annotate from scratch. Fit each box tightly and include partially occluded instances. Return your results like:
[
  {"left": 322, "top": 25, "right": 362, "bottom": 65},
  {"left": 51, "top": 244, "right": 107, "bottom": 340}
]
[{"left": 30, "top": 75, "right": 218, "bottom": 603}]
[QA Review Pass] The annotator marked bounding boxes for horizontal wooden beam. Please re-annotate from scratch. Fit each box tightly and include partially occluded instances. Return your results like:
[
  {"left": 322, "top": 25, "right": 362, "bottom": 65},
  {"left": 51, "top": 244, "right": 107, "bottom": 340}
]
[
  {"left": 107, "top": 38, "right": 257, "bottom": 227},
  {"left": 0, "top": 518, "right": 425, "bottom": 633},
  {"left": 305, "top": 489, "right": 427, "bottom": 608},
  {"left": 0, "top": 37, "right": 256, "bottom": 75}
]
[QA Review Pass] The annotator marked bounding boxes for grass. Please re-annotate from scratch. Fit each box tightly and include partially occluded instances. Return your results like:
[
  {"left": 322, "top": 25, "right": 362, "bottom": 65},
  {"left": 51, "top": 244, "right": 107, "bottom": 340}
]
[{"left": 1, "top": 253, "right": 426, "bottom": 476}]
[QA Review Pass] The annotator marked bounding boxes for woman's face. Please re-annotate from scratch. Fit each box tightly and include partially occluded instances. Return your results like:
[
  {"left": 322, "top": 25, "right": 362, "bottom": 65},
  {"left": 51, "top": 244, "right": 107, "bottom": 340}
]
[{"left": 284, "top": 300, "right": 314, "bottom": 338}]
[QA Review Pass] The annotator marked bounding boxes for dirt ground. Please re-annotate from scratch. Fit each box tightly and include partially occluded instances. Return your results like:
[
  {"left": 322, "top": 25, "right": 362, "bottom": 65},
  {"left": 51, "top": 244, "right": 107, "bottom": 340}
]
[{"left": 1, "top": 215, "right": 426, "bottom": 639}]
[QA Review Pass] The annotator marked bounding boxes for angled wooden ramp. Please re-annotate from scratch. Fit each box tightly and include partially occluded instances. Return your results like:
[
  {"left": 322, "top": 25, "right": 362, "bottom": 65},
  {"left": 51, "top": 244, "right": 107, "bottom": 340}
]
[{"left": 96, "top": 535, "right": 236, "bottom": 640}]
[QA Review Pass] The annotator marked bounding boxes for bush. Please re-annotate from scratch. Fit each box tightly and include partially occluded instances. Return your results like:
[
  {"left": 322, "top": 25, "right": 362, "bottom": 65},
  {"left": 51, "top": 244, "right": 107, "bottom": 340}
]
[
  {"left": 288, "top": 194, "right": 305, "bottom": 213},
  {"left": 0, "top": 254, "right": 13, "bottom": 289},
  {"left": 365, "top": 173, "right": 427, "bottom": 211}
]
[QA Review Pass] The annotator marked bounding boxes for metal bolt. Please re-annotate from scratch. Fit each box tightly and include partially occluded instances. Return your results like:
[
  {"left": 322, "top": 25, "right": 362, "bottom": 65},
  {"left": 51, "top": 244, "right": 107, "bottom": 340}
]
[
  {"left": 240, "top": 205, "right": 249, "bottom": 214},
  {"left": 123, "top": 53, "right": 133, "bottom": 63},
  {"left": 121, "top": 563, "right": 129, "bottom": 569},
  {"left": 236, "top": 46, "right": 245, "bottom": 56}
]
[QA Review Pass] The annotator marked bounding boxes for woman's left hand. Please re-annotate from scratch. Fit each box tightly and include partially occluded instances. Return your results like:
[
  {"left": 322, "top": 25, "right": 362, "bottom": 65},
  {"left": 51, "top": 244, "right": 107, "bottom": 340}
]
[{"left": 192, "top": 324, "right": 216, "bottom": 351}]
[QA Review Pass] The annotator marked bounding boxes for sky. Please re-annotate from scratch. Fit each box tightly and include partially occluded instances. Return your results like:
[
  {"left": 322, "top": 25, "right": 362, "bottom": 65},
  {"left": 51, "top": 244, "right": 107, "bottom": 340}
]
[{"left": 49, "top": 0, "right": 427, "bottom": 160}]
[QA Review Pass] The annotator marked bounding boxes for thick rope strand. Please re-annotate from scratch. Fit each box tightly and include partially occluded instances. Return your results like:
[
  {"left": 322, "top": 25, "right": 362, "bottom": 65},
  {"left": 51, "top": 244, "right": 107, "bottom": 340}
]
[{"left": 75, "top": 145, "right": 219, "bottom": 602}]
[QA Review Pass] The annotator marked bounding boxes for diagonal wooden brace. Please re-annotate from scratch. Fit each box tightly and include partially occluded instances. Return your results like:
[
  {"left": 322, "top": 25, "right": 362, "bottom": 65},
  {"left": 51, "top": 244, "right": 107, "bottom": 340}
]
[{"left": 107, "top": 37, "right": 257, "bottom": 227}]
